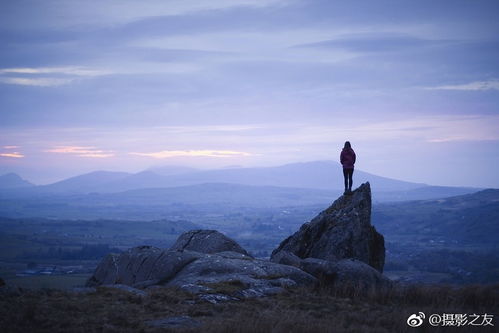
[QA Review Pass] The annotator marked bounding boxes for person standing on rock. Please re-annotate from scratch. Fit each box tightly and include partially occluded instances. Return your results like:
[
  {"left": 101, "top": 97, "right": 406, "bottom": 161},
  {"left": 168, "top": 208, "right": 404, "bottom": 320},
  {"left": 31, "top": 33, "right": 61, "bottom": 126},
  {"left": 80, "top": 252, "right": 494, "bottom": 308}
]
[{"left": 340, "top": 141, "right": 356, "bottom": 195}]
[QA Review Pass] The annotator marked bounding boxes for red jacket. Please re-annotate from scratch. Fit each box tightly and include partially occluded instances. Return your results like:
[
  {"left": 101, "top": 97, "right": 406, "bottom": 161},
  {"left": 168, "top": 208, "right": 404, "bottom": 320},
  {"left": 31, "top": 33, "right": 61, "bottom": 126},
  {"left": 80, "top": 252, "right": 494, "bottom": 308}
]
[{"left": 340, "top": 148, "right": 356, "bottom": 169}]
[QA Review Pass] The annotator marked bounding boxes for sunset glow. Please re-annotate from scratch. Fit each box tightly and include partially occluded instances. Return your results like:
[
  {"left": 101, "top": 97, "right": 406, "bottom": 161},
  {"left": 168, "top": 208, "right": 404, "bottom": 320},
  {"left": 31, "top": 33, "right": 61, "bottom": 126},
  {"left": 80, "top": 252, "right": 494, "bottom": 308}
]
[
  {"left": 0, "top": 152, "right": 24, "bottom": 158},
  {"left": 130, "top": 150, "right": 252, "bottom": 159},
  {"left": 45, "top": 146, "right": 114, "bottom": 158}
]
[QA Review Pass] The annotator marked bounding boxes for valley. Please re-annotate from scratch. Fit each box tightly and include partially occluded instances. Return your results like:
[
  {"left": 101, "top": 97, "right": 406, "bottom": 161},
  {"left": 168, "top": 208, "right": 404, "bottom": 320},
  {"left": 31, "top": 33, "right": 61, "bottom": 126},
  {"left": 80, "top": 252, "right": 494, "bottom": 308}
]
[
  {"left": 1, "top": 186, "right": 498, "bottom": 289},
  {"left": 0, "top": 163, "right": 497, "bottom": 289}
]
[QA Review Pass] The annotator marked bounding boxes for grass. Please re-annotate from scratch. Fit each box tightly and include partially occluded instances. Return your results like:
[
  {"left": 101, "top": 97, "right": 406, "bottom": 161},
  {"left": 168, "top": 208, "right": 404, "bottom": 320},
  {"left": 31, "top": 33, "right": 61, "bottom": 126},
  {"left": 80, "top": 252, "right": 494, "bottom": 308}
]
[
  {"left": 202, "top": 280, "right": 248, "bottom": 294},
  {"left": 1, "top": 282, "right": 498, "bottom": 333},
  {"left": 5, "top": 274, "right": 91, "bottom": 290}
]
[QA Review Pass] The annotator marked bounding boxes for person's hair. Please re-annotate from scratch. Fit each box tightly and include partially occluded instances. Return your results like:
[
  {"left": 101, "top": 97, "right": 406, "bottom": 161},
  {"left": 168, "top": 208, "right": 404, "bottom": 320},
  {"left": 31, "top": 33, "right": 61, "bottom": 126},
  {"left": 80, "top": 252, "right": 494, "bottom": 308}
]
[{"left": 344, "top": 141, "right": 351, "bottom": 149}]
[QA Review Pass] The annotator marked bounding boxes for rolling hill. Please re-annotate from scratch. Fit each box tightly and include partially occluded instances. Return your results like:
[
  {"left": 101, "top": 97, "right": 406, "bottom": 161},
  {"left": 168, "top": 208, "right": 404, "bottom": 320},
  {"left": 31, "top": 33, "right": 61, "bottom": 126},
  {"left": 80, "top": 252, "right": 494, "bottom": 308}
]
[
  {"left": 0, "top": 173, "right": 34, "bottom": 189},
  {"left": 372, "top": 188, "right": 499, "bottom": 244},
  {"left": 0, "top": 162, "right": 482, "bottom": 206},
  {"left": 37, "top": 171, "right": 131, "bottom": 193},
  {"left": 18, "top": 161, "right": 430, "bottom": 194}
]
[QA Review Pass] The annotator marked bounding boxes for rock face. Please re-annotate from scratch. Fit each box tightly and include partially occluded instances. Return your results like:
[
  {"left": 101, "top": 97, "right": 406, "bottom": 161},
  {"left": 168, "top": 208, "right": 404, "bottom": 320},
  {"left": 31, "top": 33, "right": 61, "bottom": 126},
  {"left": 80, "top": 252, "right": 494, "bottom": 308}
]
[
  {"left": 166, "top": 251, "right": 316, "bottom": 294},
  {"left": 298, "top": 257, "right": 391, "bottom": 289},
  {"left": 86, "top": 246, "right": 203, "bottom": 287},
  {"left": 271, "top": 182, "right": 385, "bottom": 272},
  {"left": 169, "top": 230, "right": 251, "bottom": 257},
  {"left": 87, "top": 232, "right": 316, "bottom": 296}
]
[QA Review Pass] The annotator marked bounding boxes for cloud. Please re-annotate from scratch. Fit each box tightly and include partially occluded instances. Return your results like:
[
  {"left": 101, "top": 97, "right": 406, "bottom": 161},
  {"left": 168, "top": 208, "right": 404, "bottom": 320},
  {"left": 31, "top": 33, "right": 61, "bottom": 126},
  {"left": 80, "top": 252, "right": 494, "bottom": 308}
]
[
  {"left": 0, "top": 66, "right": 112, "bottom": 87},
  {"left": 348, "top": 115, "right": 499, "bottom": 143},
  {"left": 295, "top": 33, "right": 449, "bottom": 53},
  {"left": 0, "top": 67, "right": 112, "bottom": 76},
  {"left": 133, "top": 28, "right": 348, "bottom": 56},
  {"left": 0, "top": 0, "right": 289, "bottom": 31},
  {"left": 0, "top": 152, "right": 24, "bottom": 158},
  {"left": 426, "top": 136, "right": 499, "bottom": 143},
  {"left": 129, "top": 150, "right": 252, "bottom": 159},
  {"left": 426, "top": 79, "right": 499, "bottom": 91},
  {"left": 45, "top": 146, "right": 114, "bottom": 158},
  {"left": 426, "top": 137, "right": 466, "bottom": 143},
  {"left": 155, "top": 125, "right": 265, "bottom": 133},
  {"left": 0, "top": 145, "right": 25, "bottom": 158},
  {"left": 0, "top": 77, "right": 75, "bottom": 87}
]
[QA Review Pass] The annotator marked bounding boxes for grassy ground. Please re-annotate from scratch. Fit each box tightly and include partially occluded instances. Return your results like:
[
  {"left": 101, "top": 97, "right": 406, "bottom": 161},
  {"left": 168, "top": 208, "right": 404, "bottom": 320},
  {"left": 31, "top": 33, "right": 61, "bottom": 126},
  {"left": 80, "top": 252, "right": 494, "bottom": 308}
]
[
  {"left": 1, "top": 282, "right": 498, "bottom": 333},
  {"left": 5, "top": 274, "right": 91, "bottom": 290}
]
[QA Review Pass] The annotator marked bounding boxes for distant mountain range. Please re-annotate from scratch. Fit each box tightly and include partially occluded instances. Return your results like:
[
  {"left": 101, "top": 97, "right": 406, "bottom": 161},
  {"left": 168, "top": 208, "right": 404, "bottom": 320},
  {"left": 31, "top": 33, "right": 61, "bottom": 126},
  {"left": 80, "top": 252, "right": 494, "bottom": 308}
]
[
  {"left": 0, "top": 173, "right": 34, "bottom": 189},
  {"left": 0, "top": 161, "right": 482, "bottom": 202}
]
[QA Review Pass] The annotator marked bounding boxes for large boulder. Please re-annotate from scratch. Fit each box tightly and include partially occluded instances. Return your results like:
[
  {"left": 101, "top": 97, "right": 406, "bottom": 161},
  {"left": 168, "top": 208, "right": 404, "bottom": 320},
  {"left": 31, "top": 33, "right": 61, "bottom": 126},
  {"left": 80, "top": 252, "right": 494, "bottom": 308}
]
[
  {"left": 169, "top": 230, "right": 251, "bottom": 257},
  {"left": 271, "top": 182, "right": 385, "bottom": 272},
  {"left": 271, "top": 253, "right": 390, "bottom": 289},
  {"left": 270, "top": 250, "right": 302, "bottom": 267},
  {"left": 331, "top": 259, "right": 391, "bottom": 288},
  {"left": 299, "top": 258, "right": 391, "bottom": 289},
  {"left": 166, "top": 251, "right": 316, "bottom": 295},
  {"left": 86, "top": 245, "right": 203, "bottom": 287}
]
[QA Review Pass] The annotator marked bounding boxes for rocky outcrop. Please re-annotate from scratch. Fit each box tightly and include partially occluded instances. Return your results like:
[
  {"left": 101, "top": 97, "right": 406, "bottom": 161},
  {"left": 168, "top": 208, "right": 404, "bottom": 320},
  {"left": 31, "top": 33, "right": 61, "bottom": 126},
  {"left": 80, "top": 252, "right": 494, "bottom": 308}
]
[
  {"left": 271, "top": 182, "right": 385, "bottom": 272},
  {"left": 169, "top": 230, "right": 251, "bottom": 257},
  {"left": 299, "top": 258, "right": 391, "bottom": 289},
  {"left": 166, "top": 251, "right": 316, "bottom": 296},
  {"left": 329, "top": 259, "right": 390, "bottom": 288},
  {"left": 86, "top": 246, "right": 203, "bottom": 287},
  {"left": 271, "top": 252, "right": 390, "bottom": 289},
  {"left": 87, "top": 234, "right": 316, "bottom": 297}
]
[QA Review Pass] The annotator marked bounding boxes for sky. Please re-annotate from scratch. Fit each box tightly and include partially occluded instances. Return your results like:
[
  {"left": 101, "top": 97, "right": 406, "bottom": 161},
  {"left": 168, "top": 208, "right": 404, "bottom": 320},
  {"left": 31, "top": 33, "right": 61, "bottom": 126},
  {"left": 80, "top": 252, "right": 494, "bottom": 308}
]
[{"left": 1, "top": 0, "right": 499, "bottom": 187}]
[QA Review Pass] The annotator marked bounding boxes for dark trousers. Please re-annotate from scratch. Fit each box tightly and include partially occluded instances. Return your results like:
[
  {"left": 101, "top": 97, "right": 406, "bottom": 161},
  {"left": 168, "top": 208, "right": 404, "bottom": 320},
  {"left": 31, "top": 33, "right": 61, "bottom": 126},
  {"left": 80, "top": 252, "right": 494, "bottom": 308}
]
[{"left": 343, "top": 168, "right": 354, "bottom": 191}]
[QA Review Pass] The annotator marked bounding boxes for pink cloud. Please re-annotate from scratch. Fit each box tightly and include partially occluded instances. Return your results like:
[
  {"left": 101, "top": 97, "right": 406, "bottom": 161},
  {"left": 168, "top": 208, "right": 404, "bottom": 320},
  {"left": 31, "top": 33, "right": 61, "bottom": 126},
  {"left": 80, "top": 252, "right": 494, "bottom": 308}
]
[
  {"left": 129, "top": 149, "right": 252, "bottom": 159},
  {"left": 45, "top": 146, "right": 114, "bottom": 158},
  {"left": 0, "top": 152, "right": 24, "bottom": 158}
]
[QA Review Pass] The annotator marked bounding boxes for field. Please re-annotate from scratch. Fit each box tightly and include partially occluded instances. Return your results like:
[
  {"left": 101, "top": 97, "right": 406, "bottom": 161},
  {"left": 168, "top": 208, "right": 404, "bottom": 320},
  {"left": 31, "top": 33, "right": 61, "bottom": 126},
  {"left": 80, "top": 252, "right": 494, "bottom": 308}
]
[
  {"left": 1, "top": 281, "right": 498, "bottom": 332},
  {"left": 5, "top": 274, "right": 91, "bottom": 290}
]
